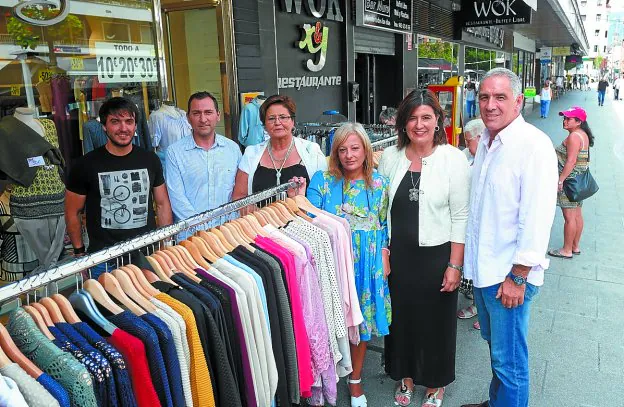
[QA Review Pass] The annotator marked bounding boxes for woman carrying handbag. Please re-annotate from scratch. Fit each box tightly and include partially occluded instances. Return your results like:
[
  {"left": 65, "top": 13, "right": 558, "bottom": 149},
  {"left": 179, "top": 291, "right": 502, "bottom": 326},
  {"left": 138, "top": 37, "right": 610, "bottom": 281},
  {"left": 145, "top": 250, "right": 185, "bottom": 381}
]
[{"left": 548, "top": 106, "right": 597, "bottom": 259}]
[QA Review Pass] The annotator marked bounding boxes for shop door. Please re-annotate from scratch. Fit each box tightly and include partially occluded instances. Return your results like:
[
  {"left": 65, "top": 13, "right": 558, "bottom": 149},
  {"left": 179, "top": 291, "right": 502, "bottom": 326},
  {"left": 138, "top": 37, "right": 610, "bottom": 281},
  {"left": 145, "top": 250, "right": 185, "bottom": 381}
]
[
  {"left": 161, "top": 2, "right": 229, "bottom": 137},
  {"left": 355, "top": 53, "right": 401, "bottom": 125}
]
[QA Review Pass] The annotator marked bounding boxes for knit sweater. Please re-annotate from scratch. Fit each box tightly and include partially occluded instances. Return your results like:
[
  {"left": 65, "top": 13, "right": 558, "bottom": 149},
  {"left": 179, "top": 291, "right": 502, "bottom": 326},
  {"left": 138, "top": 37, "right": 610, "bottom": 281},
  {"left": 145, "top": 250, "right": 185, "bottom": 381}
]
[{"left": 9, "top": 119, "right": 65, "bottom": 219}]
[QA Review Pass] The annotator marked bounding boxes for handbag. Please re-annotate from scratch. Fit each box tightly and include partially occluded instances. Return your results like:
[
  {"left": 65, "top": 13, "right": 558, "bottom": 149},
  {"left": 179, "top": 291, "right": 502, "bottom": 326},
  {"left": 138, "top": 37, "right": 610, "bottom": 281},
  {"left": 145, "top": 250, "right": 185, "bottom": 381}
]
[
  {"left": 459, "top": 277, "right": 473, "bottom": 297},
  {"left": 563, "top": 168, "right": 599, "bottom": 202}
]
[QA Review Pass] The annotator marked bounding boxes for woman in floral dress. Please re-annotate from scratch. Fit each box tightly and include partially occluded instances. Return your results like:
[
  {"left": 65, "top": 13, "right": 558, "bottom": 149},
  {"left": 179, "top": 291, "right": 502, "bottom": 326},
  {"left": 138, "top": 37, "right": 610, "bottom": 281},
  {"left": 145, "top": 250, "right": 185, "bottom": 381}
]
[{"left": 305, "top": 122, "right": 391, "bottom": 407}]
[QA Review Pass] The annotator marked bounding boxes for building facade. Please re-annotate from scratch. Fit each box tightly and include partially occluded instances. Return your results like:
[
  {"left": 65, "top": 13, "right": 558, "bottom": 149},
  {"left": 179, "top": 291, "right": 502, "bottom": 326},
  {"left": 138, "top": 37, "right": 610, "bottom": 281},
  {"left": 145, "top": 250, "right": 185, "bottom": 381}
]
[{"left": 580, "top": 0, "right": 611, "bottom": 78}]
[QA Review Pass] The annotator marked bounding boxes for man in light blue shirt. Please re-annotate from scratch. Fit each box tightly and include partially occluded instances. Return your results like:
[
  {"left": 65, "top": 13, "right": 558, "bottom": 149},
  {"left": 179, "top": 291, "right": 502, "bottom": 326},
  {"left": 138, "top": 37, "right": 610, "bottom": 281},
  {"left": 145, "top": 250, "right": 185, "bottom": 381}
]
[{"left": 165, "top": 91, "right": 242, "bottom": 229}]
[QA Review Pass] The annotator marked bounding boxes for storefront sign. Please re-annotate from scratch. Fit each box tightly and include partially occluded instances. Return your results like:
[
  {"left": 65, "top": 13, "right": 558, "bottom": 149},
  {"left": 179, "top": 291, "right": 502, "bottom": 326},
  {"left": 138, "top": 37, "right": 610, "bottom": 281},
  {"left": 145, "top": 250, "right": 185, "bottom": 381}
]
[
  {"left": 552, "top": 46, "right": 570, "bottom": 56},
  {"left": 95, "top": 42, "right": 158, "bottom": 84},
  {"left": 464, "top": 26, "right": 505, "bottom": 48},
  {"left": 70, "top": 57, "right": 84, "bottom": 71},
  {"left": 13, "top": 0, "right": 70, "bottom": 27},
  {"left": 279, "top": 0, "right": 344, "bottom": 22},
  {"left": 356, "top": 0, "right": 413, "bottom": 34},
  {"left": 537, "top": 47, "right": 552, "bottom": 62},
  {"left": 38, "top": 69, "right": 54, "bottom": 82},
  {"left": 460, "top": 0, "right": 532, "bottom": 27},
  {"left": 297, "top": 22, "right": 329, "bottom": 72},
  {"left": 278, "top": 75, "right": 342, "bottom": 90},
  {"left": 523, "top": 87, "right": 536, "bottom": 97}
]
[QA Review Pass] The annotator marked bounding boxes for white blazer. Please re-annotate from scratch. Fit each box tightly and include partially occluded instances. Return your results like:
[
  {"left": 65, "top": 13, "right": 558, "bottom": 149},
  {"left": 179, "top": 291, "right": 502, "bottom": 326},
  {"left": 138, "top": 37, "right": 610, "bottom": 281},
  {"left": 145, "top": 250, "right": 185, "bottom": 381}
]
[
  {"left": 239, "top": 136, "right": 327, "bottom": 194},
  {"left": 378, "top": 144, "right": 470, "bottom": 246}
]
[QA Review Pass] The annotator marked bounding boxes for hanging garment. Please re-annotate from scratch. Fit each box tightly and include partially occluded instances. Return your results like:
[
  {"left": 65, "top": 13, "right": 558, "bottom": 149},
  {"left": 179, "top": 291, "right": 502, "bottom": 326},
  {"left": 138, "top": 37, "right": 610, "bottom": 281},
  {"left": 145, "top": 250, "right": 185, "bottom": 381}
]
[
  {"left": 0, "top": 190, "right": 39, "bottom": 279},
  {"left": 238, "top": 97, "right": 268, "bottom": 147},
  {"left": 0, "top": 363, "right": 59, "bottom": 407},
  {"left": 6, "top": 308, "right": 98, "bottom": 407},
  {"left": 0, "top": 371, "right": 28, "bottom": 407},
  {"left": 36, "top": 373, "right": 70, "bottom": 407},
  {"left": 148, "top": 105, "right": 192, "bottom": 152}
]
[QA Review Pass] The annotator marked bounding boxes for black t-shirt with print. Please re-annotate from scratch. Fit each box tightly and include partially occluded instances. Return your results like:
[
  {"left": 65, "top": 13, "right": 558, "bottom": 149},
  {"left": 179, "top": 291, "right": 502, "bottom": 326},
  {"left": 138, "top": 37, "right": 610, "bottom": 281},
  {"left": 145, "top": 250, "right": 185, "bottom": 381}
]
[{"left": 66, "top": 145, "right": 164, "bottom": 253}]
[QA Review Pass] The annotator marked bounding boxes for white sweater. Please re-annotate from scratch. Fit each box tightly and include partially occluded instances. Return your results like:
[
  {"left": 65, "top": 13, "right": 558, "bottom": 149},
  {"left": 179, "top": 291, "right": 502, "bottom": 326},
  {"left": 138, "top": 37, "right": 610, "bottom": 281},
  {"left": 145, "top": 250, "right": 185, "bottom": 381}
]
[{"left": 378, "top": 144, "right": 470, "bottom": 246}]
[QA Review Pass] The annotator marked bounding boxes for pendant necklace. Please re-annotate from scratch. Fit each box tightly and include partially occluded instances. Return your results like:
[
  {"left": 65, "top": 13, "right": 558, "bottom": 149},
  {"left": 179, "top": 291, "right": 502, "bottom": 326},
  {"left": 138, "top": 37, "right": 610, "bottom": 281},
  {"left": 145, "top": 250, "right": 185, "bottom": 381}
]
[
  {"left": 267, "top": 139, "right": 295, "bottom": 185},
  {"left": 409, "top": 170, "right": 422, "bottom": 202}
]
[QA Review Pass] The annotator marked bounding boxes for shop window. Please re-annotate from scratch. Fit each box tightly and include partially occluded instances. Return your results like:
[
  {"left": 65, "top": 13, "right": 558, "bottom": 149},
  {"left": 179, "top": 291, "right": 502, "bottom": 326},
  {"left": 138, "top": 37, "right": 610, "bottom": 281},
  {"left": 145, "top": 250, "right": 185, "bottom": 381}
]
[
  {"left": 416, "top": 35, "right": 460, "bottom": 87},
  {"left": 102, "top": 22, "right": 131, "bottom": 43}
]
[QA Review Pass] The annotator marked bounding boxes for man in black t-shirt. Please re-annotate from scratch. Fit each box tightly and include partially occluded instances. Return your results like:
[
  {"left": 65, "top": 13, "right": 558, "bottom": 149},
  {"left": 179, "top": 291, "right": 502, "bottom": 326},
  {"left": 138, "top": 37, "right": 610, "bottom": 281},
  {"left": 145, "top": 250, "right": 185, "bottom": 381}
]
[{"left": 65, "top": 97, "right": 173, "bottom": 260}]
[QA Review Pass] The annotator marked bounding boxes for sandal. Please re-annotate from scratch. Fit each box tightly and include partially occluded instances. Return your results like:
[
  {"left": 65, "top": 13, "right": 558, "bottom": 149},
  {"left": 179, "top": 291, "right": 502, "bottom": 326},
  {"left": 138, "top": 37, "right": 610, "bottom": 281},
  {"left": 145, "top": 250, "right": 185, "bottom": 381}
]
[
  {"left": 547, "top": 248, "right": 573, "bottom": 259},
  {"left": 573, "top": 250, "right": 581, "bottom": 255},
  {"left": 394, "top": 379, "right": 414, "bottom": 406},
  {"left": 348, "top": 376, "right": 367, "bottom": 407},
  {"left": 422, "top": 387, "right": 444, "bottom": 407},
  {"left": 457, "top": 304, "right": 478, "bottom": 319},
  {"left": 473, "top": 320, "right": 481, "bottom": 330}
]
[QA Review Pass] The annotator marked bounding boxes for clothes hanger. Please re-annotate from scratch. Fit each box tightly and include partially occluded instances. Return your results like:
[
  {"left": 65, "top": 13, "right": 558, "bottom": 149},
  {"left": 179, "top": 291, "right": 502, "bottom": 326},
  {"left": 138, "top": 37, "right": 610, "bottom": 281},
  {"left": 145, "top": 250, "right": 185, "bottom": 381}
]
[
  {"left": 251, "top": 210, "right": 269, "bottom": 226},
  {"left": 180, "top": 239, "right": 213, "bottom": 270},
  {"left": 155, "top": 248, "right": 199, "bottom": 281},
  {"left": 30, "top": 303, "right": 54, "bottom": 327},
  {"left": 39, "top": 297, "right": 66, "bottom": 324},
  {"left": 274, "top": 201, "right": 296, "bottom": 221},
  {"left": 245, "top": 214, "right": 269, "bottom": 236},
  {"left": 0, "top": 323, "right": 43, "bottom": 377},
  {"left": 170, "top": 246, "right": 201, "bottom": 270},
  {"left": 50, "top": 294, "right": 81, "bottom": 324},
  {"left": 153, "top": 251, "right": 178, "bottom": 273},
  {"left": 230, "top": 220, "right": 254, "bottom": 243},
  {"left": 146, "top": 255, "right": 177, "bottom": 285},
  {"left": 119, "top": 266, "right": 151, "bottom": 298},
  {"left": 83, "top": 278, "right": 125, "bottom": 315},
  {"left": 188, "top": 236, "right": 218, "bottom": 263},
  {"left": 23, "top": 305, "right": 55, "bottom": 340},
  {"left": 142, "top": 268, "right": 161, "bottom": 284},
  {"left": 232, "top": 217, "right": 257, "bottom": 240},
  {"left": 259, "top": 205, "right": 283, "bottom": 226},
  {"left": 111, "top": 268, "right": 157, "bottom": 312},
  {"left": 294, "top": 194, "right": 324, "bottom": 216},
  {"left": 270, "top": 202, "right": 291, "bottom": 223},
  {"left": 210, "top": 227, "right": 236, "bottom": 251},
  {"left": 125, "top": 264, "right": 160, "bottom": 296},
  {"left": 98, "top": 272, "right": 146, "bottom": 316},
  {"left": 220, "top": 222, "right": 245, "bottom": 246},
  {"left": 69, "top": 289, "right": 117, "bottom": 335},
  {"left": 197, "top": 230, "right": 227, "bottom": 257},
  {"left": 162, "top": 246, "right": 191, "bottom": 272}
]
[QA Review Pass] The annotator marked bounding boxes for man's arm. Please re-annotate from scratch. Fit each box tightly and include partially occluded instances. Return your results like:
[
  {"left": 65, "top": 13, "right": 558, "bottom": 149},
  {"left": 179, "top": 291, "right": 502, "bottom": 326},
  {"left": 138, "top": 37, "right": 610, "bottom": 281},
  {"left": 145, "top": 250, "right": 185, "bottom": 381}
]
[
  {"left": 65, "top": 191, "right": 87, "bottom": 253},
  {"left": 153, "top": 184, "right": 173, "bottom": 227}
]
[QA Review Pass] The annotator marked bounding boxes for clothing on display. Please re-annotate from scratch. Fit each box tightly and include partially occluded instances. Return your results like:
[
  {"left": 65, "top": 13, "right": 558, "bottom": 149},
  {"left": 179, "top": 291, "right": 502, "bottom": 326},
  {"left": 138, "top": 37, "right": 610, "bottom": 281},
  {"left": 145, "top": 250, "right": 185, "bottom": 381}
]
[
  {"left": 0, "top": 186, "right": 372, "bottom": 407},
  {"left": 238, "top": 97, "right": 268, "bottom": 147},
  {"left": 148, "top": 104, "right": 192, "bottom": 153}
]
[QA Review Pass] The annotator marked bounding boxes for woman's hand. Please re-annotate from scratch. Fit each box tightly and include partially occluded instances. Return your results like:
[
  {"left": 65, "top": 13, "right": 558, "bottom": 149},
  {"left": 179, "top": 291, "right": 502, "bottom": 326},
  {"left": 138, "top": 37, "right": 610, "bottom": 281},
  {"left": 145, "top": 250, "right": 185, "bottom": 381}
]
[
  {"left": 287, "top": 176, "right": 307, "bottom": 197},
  {"left": 382, "top": 248, "right": 391, "bottom": 278},
  {"left": 557, "top": 181, "right": 563, "bottom": 192},
  {"left": 440, "top": 266, "right": 461, "bottom": 292}
]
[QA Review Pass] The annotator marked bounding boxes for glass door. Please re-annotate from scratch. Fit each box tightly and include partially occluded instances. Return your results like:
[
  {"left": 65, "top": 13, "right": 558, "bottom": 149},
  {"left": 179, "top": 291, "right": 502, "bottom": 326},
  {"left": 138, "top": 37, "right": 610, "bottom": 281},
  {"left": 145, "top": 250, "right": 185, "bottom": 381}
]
[{"left": 161, "top": 1, "right": 231, "bottom": 138}]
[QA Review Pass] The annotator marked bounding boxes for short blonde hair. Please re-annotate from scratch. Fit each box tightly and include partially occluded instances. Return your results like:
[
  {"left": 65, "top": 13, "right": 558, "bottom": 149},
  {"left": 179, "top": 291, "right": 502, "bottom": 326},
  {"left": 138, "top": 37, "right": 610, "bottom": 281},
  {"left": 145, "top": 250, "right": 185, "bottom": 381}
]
[
  {"left": 328, "top": 122, "right": 374, "bottom": 188},
  {"left": 464, "top": 118, "right": 485, "bottom": 140}
]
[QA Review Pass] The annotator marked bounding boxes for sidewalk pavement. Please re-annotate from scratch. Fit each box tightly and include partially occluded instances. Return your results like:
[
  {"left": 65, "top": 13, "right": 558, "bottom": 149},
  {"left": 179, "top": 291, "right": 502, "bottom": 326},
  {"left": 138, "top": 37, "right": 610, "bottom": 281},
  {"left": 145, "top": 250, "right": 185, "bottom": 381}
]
[{"left": 329, "top": 89, "right": 624, "bottom": 407}]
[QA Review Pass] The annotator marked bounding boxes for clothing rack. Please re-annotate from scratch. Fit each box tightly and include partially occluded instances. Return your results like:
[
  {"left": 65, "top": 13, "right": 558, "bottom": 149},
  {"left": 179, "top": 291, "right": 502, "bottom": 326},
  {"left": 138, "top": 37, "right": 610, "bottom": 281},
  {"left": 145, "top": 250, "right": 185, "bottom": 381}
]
[
  {"left": 296, "top": 122, "right": 395, "bottom": 155},
  {"left": 371, "top": 135, "right": 398, "bottom": 151},
  {"left": 0, "top": 182, "right": 296, "bottom": 305}
]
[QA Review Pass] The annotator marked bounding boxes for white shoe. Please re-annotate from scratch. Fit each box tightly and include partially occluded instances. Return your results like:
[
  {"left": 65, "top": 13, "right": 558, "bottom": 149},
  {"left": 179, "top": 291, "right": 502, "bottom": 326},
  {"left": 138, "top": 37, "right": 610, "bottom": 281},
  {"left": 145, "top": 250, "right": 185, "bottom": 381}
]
[{"left": 348, "top": 377, "right": 367, "bottom": 407}]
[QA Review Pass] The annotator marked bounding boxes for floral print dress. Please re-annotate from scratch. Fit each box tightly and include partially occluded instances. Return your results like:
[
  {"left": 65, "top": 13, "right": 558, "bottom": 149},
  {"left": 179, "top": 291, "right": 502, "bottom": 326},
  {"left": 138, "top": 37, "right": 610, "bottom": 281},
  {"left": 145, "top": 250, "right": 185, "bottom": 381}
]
[{"left": 307, "top": 170, "right": 391, "bottom": 341}]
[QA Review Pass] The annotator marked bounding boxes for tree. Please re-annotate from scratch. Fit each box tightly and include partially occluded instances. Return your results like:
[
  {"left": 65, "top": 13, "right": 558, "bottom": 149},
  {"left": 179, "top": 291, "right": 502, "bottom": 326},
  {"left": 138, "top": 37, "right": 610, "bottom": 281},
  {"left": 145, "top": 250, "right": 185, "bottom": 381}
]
[
  {"left": 418, "top": 41, "right": 457, "bottom": 64},
  {"left": 593, "top": 55, "right": 604, "bottom": 70},
  {"left": 7, "top": 6, "right": 83, "bottom": 67}
]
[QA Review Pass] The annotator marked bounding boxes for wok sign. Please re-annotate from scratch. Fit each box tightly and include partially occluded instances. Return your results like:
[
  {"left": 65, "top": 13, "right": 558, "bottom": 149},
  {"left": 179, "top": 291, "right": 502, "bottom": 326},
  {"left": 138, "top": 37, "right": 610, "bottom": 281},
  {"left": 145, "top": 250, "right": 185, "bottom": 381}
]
[{"left": 458, "top": 0, "right": 532, "bottom": 27}]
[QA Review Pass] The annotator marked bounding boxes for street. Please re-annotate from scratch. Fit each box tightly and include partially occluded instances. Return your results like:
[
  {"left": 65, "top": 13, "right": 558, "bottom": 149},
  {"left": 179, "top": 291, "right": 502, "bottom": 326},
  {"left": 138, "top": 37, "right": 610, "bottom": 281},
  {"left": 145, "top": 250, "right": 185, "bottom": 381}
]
[{"left": 330, "top": 88, "right": 624, "bottom": 407}]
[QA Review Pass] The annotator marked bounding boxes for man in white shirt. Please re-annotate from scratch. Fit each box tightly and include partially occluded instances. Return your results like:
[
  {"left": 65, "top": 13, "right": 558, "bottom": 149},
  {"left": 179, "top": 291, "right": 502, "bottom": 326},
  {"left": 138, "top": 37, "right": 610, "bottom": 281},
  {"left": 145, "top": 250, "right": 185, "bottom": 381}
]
[
  {"left": 461, "top": 68, "right": 558, "bottom": 407},
  {"left": 614, "top": 75, "right": 623, "bottom": 100}
]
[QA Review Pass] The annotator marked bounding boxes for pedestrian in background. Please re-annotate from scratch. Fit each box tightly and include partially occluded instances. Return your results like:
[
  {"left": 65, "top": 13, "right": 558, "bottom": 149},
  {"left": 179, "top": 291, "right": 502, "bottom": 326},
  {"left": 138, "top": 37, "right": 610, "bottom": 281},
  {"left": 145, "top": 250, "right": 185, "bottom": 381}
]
[
  {"left": 462, "top": 68, "right": 558, "bottom": 407},
  {"left": 465, "top": 78, "right": 477, "bottom": 119},
  {"left": 597, "top": 77, "right": 609, "bottom": 106},
  {"left": 548, "top": 107, "right": 594, "bottom": 259},
  {"left": 379, "top": 107, "right": 398, "bottom": 126},
  {"left": 614, "top": 76, "right": 623, "bottom": 100},
  {"left": 540, "top": 80, "right": 552, "bottom": 118},
  {"left": 379, "top": 89, "right": 470, "bottom": 407},
  {"left": 305, "top": 122, "right": 391, "bottom": 407}
]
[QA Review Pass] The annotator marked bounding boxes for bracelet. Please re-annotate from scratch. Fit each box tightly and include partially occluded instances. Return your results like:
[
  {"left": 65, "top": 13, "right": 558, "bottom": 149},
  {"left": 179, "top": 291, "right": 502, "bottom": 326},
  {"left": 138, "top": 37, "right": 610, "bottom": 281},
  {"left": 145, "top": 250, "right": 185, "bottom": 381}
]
[
  {"left": 447, "top": 262, "right": 463, "bottom": 273},
  {"left": 73, "top": 246, "right": 86, "bottom": 255}
]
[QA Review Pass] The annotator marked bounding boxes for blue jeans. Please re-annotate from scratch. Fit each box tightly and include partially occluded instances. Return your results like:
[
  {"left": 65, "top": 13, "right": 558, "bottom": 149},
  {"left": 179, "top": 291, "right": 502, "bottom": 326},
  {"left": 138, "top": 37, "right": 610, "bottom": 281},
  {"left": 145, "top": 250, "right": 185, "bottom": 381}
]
[
  {"left": 540, "top": 100, "right": 550, "bottom": 117},
  {"left": 466, "top": 100, "right": 476, "bottom": 117},
  {"left": 598, "top": 90, "right": 606, "bottom": 105},
  {"left": 474, "top": 283, "right": 540, "bottom": 407},
  {"left": 90, "top": 261, "right": 116, "bottom": 279}
]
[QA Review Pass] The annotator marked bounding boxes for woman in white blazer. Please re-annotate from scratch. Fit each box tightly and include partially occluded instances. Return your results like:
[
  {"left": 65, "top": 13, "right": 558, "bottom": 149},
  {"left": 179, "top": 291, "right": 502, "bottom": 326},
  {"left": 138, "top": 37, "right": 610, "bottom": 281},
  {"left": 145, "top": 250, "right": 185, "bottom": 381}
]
[
  {"left": 378, "top": 89, "right": 469, "bottom": 407},
  {"left": 232, "top": 94, "right": 327, "bottom": 200}
]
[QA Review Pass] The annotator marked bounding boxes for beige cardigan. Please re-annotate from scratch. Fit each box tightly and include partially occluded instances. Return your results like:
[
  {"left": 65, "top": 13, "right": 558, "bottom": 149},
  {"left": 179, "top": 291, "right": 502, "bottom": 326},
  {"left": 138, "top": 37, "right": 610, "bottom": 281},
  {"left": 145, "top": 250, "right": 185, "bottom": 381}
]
[{"left": 378, "top": 144, "right": 470, "bottom": 246}]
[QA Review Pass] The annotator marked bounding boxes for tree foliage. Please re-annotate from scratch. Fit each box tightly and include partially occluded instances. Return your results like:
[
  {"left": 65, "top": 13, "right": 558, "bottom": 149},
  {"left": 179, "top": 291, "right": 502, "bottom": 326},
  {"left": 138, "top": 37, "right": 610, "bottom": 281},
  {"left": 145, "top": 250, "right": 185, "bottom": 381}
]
[
  {"left": 7, "top": 6, "right": 83, "bottom": 50},
  {"left": 418, "top": 41, "right": 457, "bottom": 64}
]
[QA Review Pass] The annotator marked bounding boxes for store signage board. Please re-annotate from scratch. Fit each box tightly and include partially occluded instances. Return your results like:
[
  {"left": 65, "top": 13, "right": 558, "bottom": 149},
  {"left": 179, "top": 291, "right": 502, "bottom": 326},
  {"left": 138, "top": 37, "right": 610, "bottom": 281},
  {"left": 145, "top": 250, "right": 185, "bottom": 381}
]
[
  {"left": 459, "top": 0, "right": 532, "bottom": 28},
  {"left": 279, "top": 0, "right": 344, "bottom": 21},
  {"left": 523, "top": 87, "right": 536, "bottom": 97},
  {"left": 13, "top": 0, "right": 70, "bottom": 26},
  {"left": 95, "top": 42, "right": 158, "bottom": 84},
  {"left": 552, "top": 46, "right": 570, "bottom": 56},
  {"left": 537, "top": 47, "right": 552, "bottom": 61},
  {"left": 355, "top": 0, "right": 413, "bottom": 34}
]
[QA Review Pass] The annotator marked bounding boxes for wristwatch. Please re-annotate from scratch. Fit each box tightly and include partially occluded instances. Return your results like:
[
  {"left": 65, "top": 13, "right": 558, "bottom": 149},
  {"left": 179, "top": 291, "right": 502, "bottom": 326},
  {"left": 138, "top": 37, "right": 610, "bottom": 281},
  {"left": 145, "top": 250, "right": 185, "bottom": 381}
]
[{"left": 507, "top": 271, "right": 527, "bottom": 286}]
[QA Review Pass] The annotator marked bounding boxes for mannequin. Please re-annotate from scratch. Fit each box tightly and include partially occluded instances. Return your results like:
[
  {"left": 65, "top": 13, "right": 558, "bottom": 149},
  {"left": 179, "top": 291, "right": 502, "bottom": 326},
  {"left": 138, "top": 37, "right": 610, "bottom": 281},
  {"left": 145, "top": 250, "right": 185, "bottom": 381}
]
[
  {"left": 9, "top": 110, "right": 67, "bottom": 274},
  {"left": 148, "top": 101, "right": 191, "bottom": 170}
]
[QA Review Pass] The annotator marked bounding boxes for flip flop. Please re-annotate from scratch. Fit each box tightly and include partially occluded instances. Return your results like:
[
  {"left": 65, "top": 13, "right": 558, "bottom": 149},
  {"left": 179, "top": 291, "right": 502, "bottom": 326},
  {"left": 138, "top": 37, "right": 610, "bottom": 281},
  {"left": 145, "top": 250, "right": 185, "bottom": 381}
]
[
  {"left": 457, "top": 304, "right": 478, "bottom": 319},
  {"left": 548, "top": 248, "right": 573, "bottom": 259},
  {"left": 573, "top": 250, "right": 581, "bottom": 255}
]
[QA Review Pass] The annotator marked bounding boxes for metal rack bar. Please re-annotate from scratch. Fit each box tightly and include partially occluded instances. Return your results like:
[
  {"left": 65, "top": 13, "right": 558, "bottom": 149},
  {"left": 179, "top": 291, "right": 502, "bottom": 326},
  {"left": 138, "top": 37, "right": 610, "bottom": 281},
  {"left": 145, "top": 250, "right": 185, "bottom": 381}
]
[
  {"left": 371, "top": 135, "right": 398, "bottom": 151},
  {"left": 0, "top": 182, "right": 295, "bottom": 304}
]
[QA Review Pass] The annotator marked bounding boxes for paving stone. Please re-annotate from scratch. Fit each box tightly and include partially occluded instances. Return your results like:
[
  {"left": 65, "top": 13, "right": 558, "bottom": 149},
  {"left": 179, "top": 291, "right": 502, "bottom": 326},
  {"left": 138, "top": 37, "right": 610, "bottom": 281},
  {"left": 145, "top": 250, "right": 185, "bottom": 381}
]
[
  {"left": 551, "top": 311, "right": 624, "bottom": 343},
  {"left": 532, "top": 288, "right": 598, "bottom": 318}
]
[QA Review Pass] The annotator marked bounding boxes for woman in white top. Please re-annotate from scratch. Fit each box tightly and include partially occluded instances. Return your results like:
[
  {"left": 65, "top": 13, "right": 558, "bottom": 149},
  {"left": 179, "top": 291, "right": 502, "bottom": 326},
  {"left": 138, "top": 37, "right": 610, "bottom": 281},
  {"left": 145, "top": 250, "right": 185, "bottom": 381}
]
[
  {"left": 540, "top": 80, "right": 552, "bottom": 119},
  {"left": 378, "top": 89, "right": 469, "bottom": 407},
  {"left": 232, "top": 94, "right": 327, "bottom": 199}
]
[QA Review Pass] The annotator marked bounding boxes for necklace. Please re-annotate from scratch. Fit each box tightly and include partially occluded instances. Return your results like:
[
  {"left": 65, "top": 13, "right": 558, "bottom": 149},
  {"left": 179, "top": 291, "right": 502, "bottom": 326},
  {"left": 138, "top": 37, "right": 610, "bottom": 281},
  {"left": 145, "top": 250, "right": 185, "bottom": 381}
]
[
  {"left": 267, "top": 139, "right": 295, "bottom": 185},
  {"left": 409, "top": 171, "right": 422, "bottom": 202}
]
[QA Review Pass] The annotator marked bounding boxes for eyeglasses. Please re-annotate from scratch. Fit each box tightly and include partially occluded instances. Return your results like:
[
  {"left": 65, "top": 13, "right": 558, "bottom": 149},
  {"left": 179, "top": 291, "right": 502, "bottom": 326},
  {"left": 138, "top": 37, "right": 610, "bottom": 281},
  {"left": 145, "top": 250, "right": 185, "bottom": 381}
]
[{"left": 266, "top": 115, "right": 294, "bottom": 124}]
